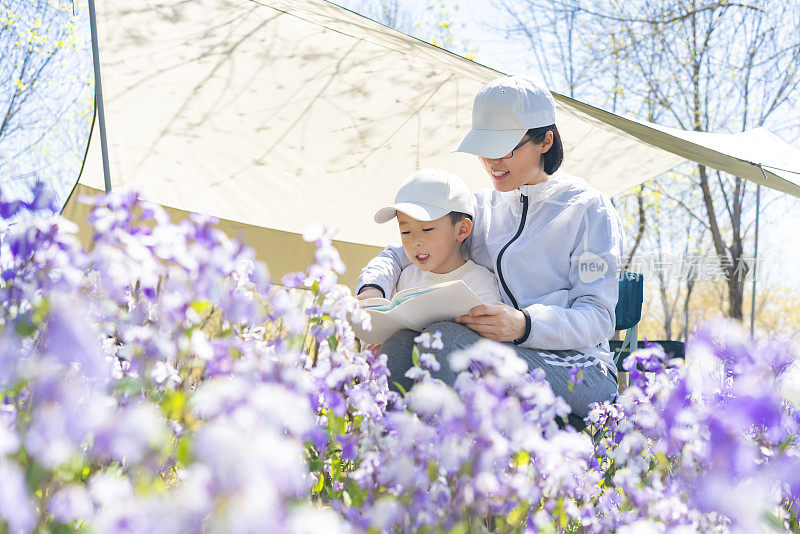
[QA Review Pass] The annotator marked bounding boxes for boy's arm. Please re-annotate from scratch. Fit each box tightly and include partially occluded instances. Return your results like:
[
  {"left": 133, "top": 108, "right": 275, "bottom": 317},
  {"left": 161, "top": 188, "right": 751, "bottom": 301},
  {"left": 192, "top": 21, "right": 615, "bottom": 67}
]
[{"left": 356, "top": 245, "right": 410, "bottom": 299}]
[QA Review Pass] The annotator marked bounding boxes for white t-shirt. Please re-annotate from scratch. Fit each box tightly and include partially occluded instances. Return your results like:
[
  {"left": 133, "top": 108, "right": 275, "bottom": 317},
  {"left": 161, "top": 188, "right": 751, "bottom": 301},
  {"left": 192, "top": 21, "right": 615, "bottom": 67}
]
[{"left": 394, "top": 260, "right": 502, "bottom": 304}]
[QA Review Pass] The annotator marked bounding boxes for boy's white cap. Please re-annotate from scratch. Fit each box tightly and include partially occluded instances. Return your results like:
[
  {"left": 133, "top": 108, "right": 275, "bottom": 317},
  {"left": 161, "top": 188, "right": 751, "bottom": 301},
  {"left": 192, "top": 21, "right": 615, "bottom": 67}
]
[
  {"left": 455, "top": 75, "right": 556, "bottom": 159},
  {"left": 374, "top": 168, "right": 474, "bottom": 223}
]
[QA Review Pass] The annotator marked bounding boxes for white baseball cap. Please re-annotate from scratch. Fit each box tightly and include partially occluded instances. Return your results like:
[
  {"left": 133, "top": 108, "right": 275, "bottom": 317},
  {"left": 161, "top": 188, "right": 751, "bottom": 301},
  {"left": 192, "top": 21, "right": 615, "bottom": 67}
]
[
  {"left": 374, "top": 168, "right": 474, "bottom": 223},
  {"left": 456, "top": 75, "right": 556, "bottom": 159}
]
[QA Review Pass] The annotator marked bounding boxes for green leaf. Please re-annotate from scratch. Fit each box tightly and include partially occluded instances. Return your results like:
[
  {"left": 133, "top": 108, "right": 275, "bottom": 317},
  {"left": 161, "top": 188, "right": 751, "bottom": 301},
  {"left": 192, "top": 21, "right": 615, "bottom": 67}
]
[
  {"left": 159, "top": 390, "right": 186, "bottom": 420},
  {"left": 176, "top": 436, "right": 192, "bottom": 465},
  {"left": 351, "top": 415, "right": 364, "bottom": 431},
  {"left": 346, "top": 479, "right": 366, "bottom": 508},
  {"left": 392, "top": 381, "right": 407, "bottom": 396},
  {"left": 312, "top": 474, "right": 324, "bottom": 494},
  {"left": 308, "top": 457, "right": 324, "bottom": 473},
  {"left": 603, "top": 459, "right": 616, "bottom": 487},
  {"left": 190, "top": 300, "right": 211, "bottom": 315},
  {"left": 411, "top": 345, "right": 420, "bottom": 367},
  {"left": 327, "top": 414, "right": 346, "bottom": 438},
  {"left": 507, "top": 502, "right": 529, "bottom": 526},
  {"left": 445, "top": 521, "right": 468, "bottom": 534},
  {"left": 15, "top": 317, "right": 37, "bottom": 337},
  {"left": 25, "top": 461, "right": 48, "bottom": 492},
  {"left": 113, "top": 377, "right": 143, "bottom": 396},
  {"left": 513, "top": 450, "right": 530, "bottom": 467},
  {"left": 763, "top": 511, "right": 784, "bottom": 530},
  {"left": 426, "top": 460, "right": 438, "bottom": 482}
]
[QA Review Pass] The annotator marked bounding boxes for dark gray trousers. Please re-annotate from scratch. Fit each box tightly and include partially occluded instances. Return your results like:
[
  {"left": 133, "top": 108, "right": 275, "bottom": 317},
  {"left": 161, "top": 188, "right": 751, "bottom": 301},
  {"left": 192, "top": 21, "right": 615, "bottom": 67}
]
[{"left": 381, "top": 321, "right": 617, "bottom": 419}]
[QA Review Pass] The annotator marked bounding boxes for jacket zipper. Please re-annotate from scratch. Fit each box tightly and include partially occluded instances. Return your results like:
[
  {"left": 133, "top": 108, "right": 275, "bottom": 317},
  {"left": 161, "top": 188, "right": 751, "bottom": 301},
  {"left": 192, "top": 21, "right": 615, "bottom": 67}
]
[{"left": 496, "top": 193, "right": 528, "bottom": 309}]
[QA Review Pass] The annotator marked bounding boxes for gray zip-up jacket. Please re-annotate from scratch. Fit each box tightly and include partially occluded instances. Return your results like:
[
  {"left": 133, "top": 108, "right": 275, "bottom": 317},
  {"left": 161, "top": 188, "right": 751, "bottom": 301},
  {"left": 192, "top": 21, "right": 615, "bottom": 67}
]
[{"left": 356, "top": 170, "right": 626, "bottom": 372}]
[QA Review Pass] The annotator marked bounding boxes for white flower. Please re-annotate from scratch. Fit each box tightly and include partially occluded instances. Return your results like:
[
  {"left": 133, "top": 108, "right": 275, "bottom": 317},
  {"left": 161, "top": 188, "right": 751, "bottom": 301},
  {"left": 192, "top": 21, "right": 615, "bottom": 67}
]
[
  {"left": 617, "top": 519, "right": 665, "bottom": 534},
  {"left": 413, "top": 331, "right": 444, "bottom": 350},
  {"left": 152, "top": 360, "right": 181, "bottom": 387},
  {"left": 190, "top": 330, "right": 214, "bottom": 361},
  {"left": 407, "top": 381, "right": 465, "bottom": 420},
  {"left": 0, "top": 418, "right": 19, "bottom": 457},
  {"left": 290, "top": 505, "right": 353, "bottom": 534},
  {"left": 778, "top": 359, "right": 800, "bottom": 408}
]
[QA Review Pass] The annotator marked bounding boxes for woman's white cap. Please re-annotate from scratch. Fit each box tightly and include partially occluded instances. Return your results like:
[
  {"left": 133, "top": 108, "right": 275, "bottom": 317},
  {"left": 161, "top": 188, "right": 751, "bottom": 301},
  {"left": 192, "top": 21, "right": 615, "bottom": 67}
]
[
  {"left": 374, "top": 168, "right": 474, "bottom": 223},
  {"left": 456, "top": 75, "right": 556, "bottom": 159}
]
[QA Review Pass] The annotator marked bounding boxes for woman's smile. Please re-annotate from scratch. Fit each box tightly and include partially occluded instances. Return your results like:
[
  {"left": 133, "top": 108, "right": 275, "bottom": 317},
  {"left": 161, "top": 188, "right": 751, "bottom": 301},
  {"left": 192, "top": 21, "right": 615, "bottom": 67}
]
[{"left": 489, "top": 169, "right": 510, "bottom": 182}]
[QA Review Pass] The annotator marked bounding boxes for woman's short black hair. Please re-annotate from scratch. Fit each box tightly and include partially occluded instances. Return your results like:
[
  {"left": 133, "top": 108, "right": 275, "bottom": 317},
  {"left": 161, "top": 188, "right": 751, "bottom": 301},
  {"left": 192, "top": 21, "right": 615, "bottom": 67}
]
[{"left": 526, "top": 124, "right": 563, "bottom": 175}]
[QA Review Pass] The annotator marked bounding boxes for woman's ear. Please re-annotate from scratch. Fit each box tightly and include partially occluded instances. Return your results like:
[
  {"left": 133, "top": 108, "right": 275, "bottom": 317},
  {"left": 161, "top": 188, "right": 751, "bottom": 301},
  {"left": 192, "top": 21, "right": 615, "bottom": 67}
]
[
  {"left": 456, "top": 217, "right": 473, "bottom": 243},
  {"left": 540, "top": 130, "right": 554, "bottom": 153}
]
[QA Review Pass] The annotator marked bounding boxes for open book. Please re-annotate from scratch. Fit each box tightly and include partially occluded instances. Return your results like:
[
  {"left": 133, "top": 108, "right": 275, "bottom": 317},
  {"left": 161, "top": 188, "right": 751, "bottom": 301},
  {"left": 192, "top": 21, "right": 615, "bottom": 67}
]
[{"left": 351, "top": 280, "right": 485, "bottom": 344}]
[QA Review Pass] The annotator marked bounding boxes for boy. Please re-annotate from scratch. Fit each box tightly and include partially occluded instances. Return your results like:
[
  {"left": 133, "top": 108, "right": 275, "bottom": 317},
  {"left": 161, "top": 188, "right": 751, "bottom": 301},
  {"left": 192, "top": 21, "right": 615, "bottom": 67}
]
[{"left": 365, "top": 168, "right": 500, "bottom": 303}]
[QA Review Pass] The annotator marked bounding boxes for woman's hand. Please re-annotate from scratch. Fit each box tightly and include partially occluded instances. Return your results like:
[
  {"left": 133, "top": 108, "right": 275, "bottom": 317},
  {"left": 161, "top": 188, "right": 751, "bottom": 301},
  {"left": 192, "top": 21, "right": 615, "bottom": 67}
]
[
  {"left": 357, "top": 287, "right": 383, "bottom": 300},
  {"left": 455, "top": 303, "right": 526, "bottom": 343}
]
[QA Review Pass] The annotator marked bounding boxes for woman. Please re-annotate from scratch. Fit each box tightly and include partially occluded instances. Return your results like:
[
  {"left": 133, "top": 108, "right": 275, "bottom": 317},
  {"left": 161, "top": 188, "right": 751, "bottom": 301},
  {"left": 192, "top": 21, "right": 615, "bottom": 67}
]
[{"left": 356, "top": 75, "right": 623, "bottom": 418}]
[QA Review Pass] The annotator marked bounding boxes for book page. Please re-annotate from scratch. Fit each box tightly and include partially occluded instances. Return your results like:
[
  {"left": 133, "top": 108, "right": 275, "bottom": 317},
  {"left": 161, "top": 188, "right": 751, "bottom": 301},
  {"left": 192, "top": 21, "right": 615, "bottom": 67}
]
[
  {"left": 391, "top": 280, "right": 484, "bottom": 332},
  {"left": 351, "top": 280, "right": 484, "bottom": 344},
  {"left": 359, "top": 297, "right": 391, "bottom": 309}
]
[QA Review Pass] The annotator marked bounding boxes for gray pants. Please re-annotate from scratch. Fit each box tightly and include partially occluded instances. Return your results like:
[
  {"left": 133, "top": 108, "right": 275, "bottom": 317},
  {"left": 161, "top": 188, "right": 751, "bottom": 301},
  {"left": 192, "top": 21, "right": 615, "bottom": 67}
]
[{"left": 382, "top": 321, "right": 617, "bottom": 419}]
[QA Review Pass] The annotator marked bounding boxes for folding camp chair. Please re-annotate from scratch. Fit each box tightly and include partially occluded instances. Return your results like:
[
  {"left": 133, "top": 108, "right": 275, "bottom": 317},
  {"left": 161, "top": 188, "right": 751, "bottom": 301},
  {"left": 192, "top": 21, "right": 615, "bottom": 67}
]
[
  {"left": 560, "top": 272, "right": 644, "bottom": 432},
  {"left": 609, "top": 272, "right": 645, "bottom": 391}
]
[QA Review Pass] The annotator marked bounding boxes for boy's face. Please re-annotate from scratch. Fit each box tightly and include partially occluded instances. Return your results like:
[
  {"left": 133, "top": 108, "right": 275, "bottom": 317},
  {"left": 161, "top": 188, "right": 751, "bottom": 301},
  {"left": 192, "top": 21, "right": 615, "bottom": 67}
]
[{"left": 396, "top": 212, "right": 471, "bottom": 274}]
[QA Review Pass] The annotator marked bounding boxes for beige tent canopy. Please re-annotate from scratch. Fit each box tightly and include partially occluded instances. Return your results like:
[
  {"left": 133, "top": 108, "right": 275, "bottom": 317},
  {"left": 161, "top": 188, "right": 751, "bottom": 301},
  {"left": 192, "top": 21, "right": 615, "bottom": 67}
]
[{"left": 64, "top": 0, "right": 800, "bottom": 288}]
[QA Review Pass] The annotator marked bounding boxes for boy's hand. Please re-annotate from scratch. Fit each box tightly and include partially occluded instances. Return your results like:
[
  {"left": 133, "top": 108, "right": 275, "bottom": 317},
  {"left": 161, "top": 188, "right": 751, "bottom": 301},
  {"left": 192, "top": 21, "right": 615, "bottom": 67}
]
[
  {"left": 357, "top": 287, "right": 383, "bottom": 300},
  {"left": 455, "top": 303, "right": 526, "bottom": 343}
]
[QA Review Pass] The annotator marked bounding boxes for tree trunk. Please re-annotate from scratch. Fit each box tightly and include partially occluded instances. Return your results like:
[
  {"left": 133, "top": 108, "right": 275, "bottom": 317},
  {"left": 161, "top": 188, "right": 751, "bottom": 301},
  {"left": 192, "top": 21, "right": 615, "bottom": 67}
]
[
  {"left": 623, "top": 184, "right": 646, "bottom": 273},
  {"left": 680, "top": 276, "right": 696, "bottom": 341}
]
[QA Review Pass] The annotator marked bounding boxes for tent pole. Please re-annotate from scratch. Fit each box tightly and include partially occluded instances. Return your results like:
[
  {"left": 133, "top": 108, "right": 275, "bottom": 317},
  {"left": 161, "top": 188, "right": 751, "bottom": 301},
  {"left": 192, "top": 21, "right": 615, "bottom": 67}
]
[
  {"left": 750, "top": 170, "right": 764, "bottom": 338},
  {"left": 88, "top": 0, "right": 112, "bottom": 193}
]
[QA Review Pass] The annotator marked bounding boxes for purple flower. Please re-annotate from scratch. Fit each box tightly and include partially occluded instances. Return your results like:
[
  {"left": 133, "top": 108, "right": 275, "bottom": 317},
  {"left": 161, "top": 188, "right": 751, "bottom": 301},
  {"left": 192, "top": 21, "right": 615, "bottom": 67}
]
[
  {"left": 0, "top": 460, "right": 35, "bottom": 533},
  {"left": 42, "top": 298, "right": 111, "bottom": 386},
  {"left": 281, "top": 271, "right": 307, "bottom": 289},
  {"left": 49, "top": 485, "right": 93, "bottom": 524},
  {"left": 338, "top": 434, "right": 359, "bottom": 462},
  {"left": 568, "top": 366, "right": 584, "bottom": 386},
  {"left": 418, "top": 353, "right": 441, "bottom": 372}
]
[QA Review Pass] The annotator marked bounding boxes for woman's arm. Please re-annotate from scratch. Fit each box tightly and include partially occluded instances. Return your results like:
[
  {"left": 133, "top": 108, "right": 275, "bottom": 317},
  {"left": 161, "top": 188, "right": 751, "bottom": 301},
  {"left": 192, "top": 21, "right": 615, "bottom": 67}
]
[
  {"left": 355, "top": 245, "right": 410, "bottom": 298},
  {"left": 516, "top": 198, "right": 624, "bottom": 350},
  {"left": 456, "top": 196, "right": 624, "bottom": 348}
]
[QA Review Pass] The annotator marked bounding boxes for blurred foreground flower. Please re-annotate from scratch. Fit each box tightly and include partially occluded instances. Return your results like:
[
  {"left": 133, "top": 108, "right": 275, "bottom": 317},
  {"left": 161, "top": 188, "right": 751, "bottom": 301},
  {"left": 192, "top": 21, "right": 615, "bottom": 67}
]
[{"left": 0, "top": 185, "right": 798, "bottom": 533}]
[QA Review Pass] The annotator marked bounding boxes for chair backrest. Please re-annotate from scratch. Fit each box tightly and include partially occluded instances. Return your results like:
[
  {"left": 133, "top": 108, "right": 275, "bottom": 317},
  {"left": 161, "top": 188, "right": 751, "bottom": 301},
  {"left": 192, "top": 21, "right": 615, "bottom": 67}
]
[{"left": 615, "top": 272, "right": 643, "bottom": 331}]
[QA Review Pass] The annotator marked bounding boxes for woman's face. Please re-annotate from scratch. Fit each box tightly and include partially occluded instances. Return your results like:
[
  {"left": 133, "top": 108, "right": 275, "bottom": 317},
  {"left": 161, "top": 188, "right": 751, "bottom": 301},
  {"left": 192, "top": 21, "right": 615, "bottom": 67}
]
[{"left": 478, "top": 131, "right": 553, "bottom": 192}]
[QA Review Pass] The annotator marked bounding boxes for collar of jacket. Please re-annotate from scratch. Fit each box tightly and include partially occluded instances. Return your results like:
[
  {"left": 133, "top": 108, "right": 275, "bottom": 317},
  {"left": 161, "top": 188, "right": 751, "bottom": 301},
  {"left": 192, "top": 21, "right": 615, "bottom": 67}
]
[{"left": 501, "top": 170, "right": 568, "bottom": 203}]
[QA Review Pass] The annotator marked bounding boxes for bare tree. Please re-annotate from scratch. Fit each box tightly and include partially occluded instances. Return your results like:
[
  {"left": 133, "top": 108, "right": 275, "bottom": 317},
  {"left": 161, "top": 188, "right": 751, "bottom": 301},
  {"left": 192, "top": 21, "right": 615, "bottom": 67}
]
[
  {"left": 334, "top": 0, "right": 422, "bottom": 34},
  {"left": 0, "top": 0, "right": 91, "bottom": 203},
  {"left": 332, "top": 0, "right": 474, "bottom": 56},
  {"left": 492, "top": 0, "right": 800, "bottom": 322}
]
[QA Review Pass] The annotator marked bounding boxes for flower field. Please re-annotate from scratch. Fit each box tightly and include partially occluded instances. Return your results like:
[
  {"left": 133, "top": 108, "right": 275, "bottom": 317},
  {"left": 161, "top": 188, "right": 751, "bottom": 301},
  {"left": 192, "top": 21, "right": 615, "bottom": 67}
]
[{"left": 1, "top": 188, "right": 799, "bottom": 533}]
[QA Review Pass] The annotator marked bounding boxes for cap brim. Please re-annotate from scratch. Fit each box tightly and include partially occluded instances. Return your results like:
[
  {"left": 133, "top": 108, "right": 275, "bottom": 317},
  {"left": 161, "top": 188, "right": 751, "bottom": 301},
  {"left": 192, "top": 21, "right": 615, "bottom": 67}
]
[
  {"left": 455, "top": 129, "right": 527, "bottom": 159},
  {"left": 374, "top": 202, "right": 449, "bottom": 224}
]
